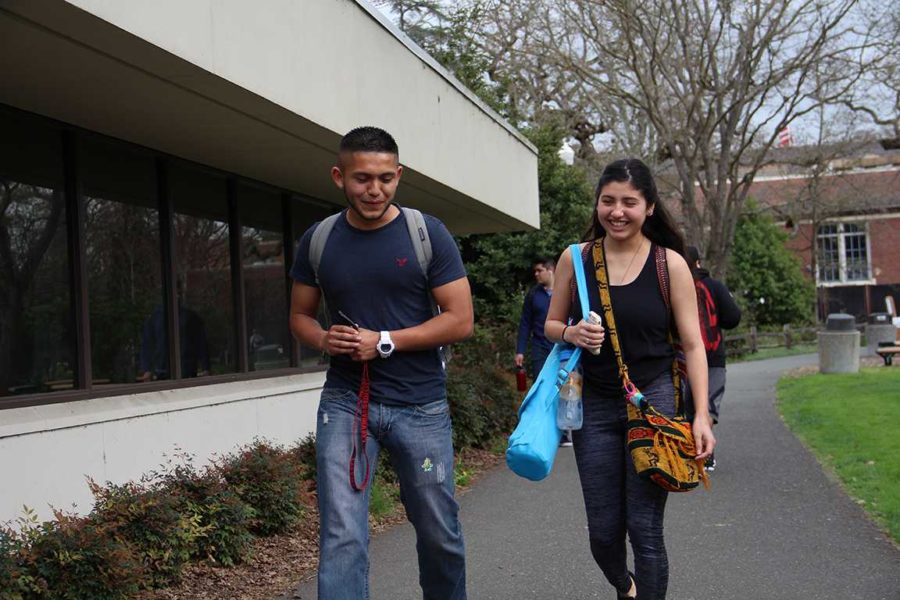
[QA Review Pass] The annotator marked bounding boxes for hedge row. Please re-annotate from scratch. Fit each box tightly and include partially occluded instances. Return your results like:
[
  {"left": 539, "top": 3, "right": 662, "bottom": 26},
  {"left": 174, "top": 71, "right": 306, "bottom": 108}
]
[{"left": 0, "top": 441, "right": 310, "bottom": 599}]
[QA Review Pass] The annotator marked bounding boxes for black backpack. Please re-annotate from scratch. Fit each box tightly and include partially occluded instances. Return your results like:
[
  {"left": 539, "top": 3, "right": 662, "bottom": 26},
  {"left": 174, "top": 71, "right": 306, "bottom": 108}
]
[{"left": 695, "top": 279, "right": 722, "bottom": 352}]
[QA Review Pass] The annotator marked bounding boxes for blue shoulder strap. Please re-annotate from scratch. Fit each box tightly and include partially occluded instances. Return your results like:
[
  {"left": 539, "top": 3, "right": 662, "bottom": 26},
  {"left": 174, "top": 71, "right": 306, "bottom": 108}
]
[
  {"left": 556, "top": 243, "right": 591, "bottom": 386},
  {"left": 570, "top": 243, "right": 591, "bottom": 323}
]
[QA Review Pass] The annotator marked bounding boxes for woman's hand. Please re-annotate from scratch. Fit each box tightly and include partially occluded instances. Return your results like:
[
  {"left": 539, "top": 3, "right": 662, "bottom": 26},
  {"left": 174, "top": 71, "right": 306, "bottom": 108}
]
[
  {"left": 692, "top": 417, "right": 716, "bottom": 460},
  {"left": 565, "top": 319, "right": 605, "bottom": 353}
]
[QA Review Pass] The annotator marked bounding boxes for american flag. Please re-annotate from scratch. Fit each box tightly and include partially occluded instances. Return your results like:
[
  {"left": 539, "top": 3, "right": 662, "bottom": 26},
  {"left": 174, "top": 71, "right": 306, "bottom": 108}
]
[{"left": 777, "top": 126, "right": 793, "bottom": 148}]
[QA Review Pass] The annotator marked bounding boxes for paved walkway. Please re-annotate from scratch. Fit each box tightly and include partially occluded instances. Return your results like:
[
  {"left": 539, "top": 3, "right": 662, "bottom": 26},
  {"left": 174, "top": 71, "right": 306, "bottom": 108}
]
[{"left": 290, "top": 355, "right": 900, "bottom": 599}]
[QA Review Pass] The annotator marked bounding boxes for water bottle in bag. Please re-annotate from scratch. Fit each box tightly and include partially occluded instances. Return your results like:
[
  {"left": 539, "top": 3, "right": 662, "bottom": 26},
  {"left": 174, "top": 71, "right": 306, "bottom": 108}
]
[{"left": 557, "top": 361, "right": 583, "bottom": 432}]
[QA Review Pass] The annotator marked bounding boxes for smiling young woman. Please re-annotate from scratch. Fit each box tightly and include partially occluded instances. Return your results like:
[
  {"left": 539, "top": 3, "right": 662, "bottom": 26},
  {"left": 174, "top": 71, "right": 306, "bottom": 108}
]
[{"left": 543, "top": 158, "right": 714, "bottom": 600}]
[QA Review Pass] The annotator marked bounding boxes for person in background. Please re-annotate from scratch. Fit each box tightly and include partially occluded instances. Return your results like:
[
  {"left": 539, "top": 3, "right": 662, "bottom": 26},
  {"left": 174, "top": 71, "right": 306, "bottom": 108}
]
[
  {"left": 684, "top": 245, "right": 742, "bottom": 472},
  {"left": 138, "top": 293, "right": 210, "bottom": 382},
  {"left": 516, "top": 258, "right": 556, "bottom": 378}
]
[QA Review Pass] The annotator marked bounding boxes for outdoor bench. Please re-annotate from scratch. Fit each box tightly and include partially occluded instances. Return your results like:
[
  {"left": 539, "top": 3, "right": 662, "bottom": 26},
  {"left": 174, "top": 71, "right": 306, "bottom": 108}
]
[{"left": 876, "top": 344, "right": 900, "bottom": 366}]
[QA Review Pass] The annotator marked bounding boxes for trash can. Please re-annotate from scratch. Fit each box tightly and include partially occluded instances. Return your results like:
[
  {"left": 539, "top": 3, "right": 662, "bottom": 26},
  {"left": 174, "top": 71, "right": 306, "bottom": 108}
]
[
  {"left": 866, "top": 313, "right": 896, "bottom": 356},
  {"left": 818, "top": 313, "right": 860, "bottom": 373}
]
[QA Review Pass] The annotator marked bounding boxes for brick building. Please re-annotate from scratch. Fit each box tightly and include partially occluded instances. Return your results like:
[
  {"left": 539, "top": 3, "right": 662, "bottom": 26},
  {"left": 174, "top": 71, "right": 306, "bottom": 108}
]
[{"left": 747, "top": 146, "right": 900, "bottom": 320}]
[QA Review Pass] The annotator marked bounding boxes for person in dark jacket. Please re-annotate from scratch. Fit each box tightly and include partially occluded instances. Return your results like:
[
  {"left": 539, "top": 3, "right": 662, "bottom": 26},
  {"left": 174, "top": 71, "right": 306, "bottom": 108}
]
[
  {"left": 685, "top": 246, "right": 742, "bottom": 471},
  {"left": 515, "top": 257, "right": 556, "bottom": 377}
]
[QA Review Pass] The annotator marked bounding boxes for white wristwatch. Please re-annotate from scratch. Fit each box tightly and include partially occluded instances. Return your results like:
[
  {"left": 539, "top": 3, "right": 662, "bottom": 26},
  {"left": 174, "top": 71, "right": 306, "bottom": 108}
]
[{"left": 377, "top": 331, "right": 395, "bottom": 359}]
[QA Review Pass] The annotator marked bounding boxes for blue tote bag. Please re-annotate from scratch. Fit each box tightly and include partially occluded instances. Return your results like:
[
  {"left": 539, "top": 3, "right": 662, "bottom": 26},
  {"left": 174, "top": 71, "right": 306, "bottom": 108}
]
[{"left": 507, "top": 244, "right": 590, "bottom": 481}]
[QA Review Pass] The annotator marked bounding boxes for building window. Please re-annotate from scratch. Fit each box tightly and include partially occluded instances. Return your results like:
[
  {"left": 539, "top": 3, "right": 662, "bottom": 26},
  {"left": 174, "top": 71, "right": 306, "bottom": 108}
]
[
  {"left": 81, "top": 135, "right": 163, "bottom": 386},
  {"left": 170, "top": 163, "right": 236, "bottom": 378},
  {"left": 0, "top": 103, "right": 335, "bottom": 409},
  {"left": 239, "top": 184, "right": 290, "bottom": 371},
  {"left": 0, "top": 110, "right": 73, "bottom": 398},
  {"left": 816, "top": 222, "right": 871, "bottom": 284}
]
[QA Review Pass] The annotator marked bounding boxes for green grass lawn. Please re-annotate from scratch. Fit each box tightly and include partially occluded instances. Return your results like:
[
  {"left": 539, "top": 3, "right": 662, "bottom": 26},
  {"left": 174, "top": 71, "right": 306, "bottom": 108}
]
[{"left": 777, "top": 367, "right": 900, "bottom": 543}]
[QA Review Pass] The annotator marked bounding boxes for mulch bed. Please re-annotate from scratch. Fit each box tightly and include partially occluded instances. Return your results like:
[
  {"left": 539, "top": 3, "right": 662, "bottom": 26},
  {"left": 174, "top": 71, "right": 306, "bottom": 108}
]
[{"left": 137, "top": 447, "right": 504, "bottom": 600}]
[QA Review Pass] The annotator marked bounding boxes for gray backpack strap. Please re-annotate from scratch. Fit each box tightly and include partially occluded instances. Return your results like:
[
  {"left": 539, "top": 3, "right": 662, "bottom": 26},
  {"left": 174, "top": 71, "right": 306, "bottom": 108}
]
[
  {"left": 401, "top": 207, "right": 438, "bottom": 314},
  {"left": 401, "top": 207, "right": 450, "bottom": 368},
  {"left": 401, "top": 207, "right": 432, "bottom": 278},
  {"left": 309, "top": 212, "right": 342, "bottom": 285}
]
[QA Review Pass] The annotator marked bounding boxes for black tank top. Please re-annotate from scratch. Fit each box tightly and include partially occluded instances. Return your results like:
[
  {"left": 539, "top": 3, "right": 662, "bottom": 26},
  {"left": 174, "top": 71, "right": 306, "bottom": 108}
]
[{"left": 571, "top": 242, "right": 675, "bottom": 397}]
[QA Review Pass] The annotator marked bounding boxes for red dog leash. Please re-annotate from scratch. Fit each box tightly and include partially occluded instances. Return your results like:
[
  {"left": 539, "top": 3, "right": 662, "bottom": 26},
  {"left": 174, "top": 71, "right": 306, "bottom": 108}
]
[{"left": 349, "top": 361, "right": 371, "bottom": 491}]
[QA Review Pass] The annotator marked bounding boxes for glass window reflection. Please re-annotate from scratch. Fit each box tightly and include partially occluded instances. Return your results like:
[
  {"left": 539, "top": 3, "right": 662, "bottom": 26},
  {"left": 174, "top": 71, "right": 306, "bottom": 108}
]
[
  {"left": 170, "top": 164, "right": 236, "bottom": 377},
  {"left": 0, "top": 109, "right": 73, "bottom": 396},
  {"left": 240, "top": 184, "right": 290, "bottom": 371},
  {"left": 80, "top": 135, "right": 163, "bottom": 385}
]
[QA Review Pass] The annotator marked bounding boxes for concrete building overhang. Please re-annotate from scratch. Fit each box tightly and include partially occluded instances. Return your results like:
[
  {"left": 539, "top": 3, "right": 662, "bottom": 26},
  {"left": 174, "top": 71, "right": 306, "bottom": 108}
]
[{"left": 0, "top": 0, "right": 539, "bottom": 234}]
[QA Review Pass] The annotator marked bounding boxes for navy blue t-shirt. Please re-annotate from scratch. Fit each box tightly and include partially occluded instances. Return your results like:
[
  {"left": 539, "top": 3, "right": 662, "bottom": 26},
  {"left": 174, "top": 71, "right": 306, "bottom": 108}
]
[{"left": 290, "top": 208, "right": 467, "bottom": 405}]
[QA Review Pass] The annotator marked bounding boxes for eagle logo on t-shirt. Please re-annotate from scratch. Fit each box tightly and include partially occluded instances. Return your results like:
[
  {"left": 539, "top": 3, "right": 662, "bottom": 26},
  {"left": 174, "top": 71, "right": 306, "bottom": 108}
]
[{"left": 396, "top": 257, "right": 409, "bottom": 267}]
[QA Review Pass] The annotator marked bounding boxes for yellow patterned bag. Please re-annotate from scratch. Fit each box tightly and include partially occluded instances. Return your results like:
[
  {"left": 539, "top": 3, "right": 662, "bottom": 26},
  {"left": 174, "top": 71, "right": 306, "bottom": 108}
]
[{"left": 593, "top": 240, "right": 708, "bottom": 492}]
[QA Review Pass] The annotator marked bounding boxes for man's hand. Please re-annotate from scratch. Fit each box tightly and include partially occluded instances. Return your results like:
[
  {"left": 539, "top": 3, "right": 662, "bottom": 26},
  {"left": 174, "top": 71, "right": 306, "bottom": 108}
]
[
  {"left": 351, "top": 328, "right": 380, "bottom": 361},
  {"left": 515, "top": 353, "right": 525, "bottom": 368},
  {"left": 322, "top": 325, "right": 361, "bottom": 356}
]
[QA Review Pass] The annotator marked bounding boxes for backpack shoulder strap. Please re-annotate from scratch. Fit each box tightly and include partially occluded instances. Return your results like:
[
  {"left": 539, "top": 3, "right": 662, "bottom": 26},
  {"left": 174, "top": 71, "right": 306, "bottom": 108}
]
[
  {"left": 400, "top": 206, "right": 447, "bottom": 365},
  {"left": 308, "top": 212, "right": 342, "bottom": 284},
  {"left": 654, "top": 244, "right": 671, "bottom": 313},
  {"left": 401, "top": 207, "right": 432, "bottom": 276},
  {"left": 653, "top": 244, "right": 687, "bottom": 413}
]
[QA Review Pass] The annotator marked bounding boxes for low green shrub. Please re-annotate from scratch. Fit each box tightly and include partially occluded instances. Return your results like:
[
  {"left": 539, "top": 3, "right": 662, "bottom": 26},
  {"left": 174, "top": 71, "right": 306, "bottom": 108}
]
[
  {"left": 23, "top": 511, "right": 144, "bottom": 599},
  {"left": 289, "top": 433, "right": 318, "bottom": 482},
  {"left": 197, "top": 486, "right": 255, "bottom": 566},
  {"left": 454, "top": 460, "right": 473, "bottom": 488},
  {"left": 374, "top": 449, "right": 399, "bottom": 486},
  {"left": 0, "top": 523, "right": 33, "bottom": 600},
  {"left": 368, "top": 475, "right": 400, "bottom": 521},
  {"left": 219, "top": 440, "right": 305, "bottom": 536},
  {"left": 447, "top": 375, "right": 489, "bottom": 449},
  {"left": 89, "top": 480, "right": 200, "bottom": 588},
  {"left": 151, "top": 458, "right": 255, "bottom": 567},
  {"left": 446, "top": 324, "right": 519, "bottom": 449}
]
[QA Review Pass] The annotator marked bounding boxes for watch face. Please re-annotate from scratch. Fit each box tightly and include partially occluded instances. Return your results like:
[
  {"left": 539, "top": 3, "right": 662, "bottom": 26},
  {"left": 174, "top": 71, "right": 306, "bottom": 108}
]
[{"left": 378, "top": 332, "right": 393, "bottom": 356}]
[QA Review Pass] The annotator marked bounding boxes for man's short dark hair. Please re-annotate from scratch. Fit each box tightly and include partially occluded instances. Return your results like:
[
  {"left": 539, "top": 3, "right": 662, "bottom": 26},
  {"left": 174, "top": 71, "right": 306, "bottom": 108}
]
[
  {"left": 686, "top": 245, "right": 701, "bottom": 265},
  {"left": 339, "top": 126, "right": 399, "bottom": 156},
  {"left": 534, "top": 257, "right": 555, "bottom": 269}
]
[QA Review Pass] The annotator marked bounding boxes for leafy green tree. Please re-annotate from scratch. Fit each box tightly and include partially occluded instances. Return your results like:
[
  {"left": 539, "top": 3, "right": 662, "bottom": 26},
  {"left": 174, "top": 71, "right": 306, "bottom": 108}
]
[
  {"left": 458, "top": 125, "right": 594, "bottom": 324},
  {"left": 727, "top": 205, "right": 815, "bottom": 326}
]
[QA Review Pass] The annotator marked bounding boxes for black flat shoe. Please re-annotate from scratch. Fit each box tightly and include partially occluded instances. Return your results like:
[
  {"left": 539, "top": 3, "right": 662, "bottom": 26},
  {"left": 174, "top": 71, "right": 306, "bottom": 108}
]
[{"left": 616, "top": 572, "right": 636, "bottom": 599}]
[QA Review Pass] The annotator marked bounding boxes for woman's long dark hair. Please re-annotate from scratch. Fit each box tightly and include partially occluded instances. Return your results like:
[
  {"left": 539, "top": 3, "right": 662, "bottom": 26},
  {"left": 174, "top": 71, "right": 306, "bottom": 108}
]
[{"left": 582, "top": 158, "right": 685, "bottom": 256}]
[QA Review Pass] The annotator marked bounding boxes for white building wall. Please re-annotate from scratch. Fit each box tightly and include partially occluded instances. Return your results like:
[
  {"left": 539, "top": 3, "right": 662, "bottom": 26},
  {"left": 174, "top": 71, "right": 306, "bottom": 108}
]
[{"left": 1, "top": 374, "right": 323, "bottom": 522}]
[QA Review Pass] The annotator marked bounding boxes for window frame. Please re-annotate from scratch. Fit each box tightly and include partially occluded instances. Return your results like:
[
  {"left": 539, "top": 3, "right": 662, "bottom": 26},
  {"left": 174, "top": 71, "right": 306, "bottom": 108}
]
[
  {"left": 815, "top": 219, "right": 875, "bottom": 287},
  {"left": 0, "top": 105, "right": 331, "bottom": 411}
]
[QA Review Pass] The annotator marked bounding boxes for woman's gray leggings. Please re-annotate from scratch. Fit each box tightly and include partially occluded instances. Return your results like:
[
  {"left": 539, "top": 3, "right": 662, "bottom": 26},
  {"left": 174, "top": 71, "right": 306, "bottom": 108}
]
[{"left": 572, "top": 372, "right": 676, "bottom": 600}]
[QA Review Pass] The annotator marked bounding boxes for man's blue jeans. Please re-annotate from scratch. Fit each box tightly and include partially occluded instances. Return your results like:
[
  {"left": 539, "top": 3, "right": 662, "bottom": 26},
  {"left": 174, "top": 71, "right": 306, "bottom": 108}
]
[{"left": 315, "top": 388, "right": 466, "bottom": 600}]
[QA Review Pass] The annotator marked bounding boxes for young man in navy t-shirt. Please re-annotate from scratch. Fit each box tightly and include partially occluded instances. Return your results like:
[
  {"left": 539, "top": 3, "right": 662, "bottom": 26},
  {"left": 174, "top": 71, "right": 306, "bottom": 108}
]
[{"left": 289, "top": 127, "right": 473, "bottom": 599}]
